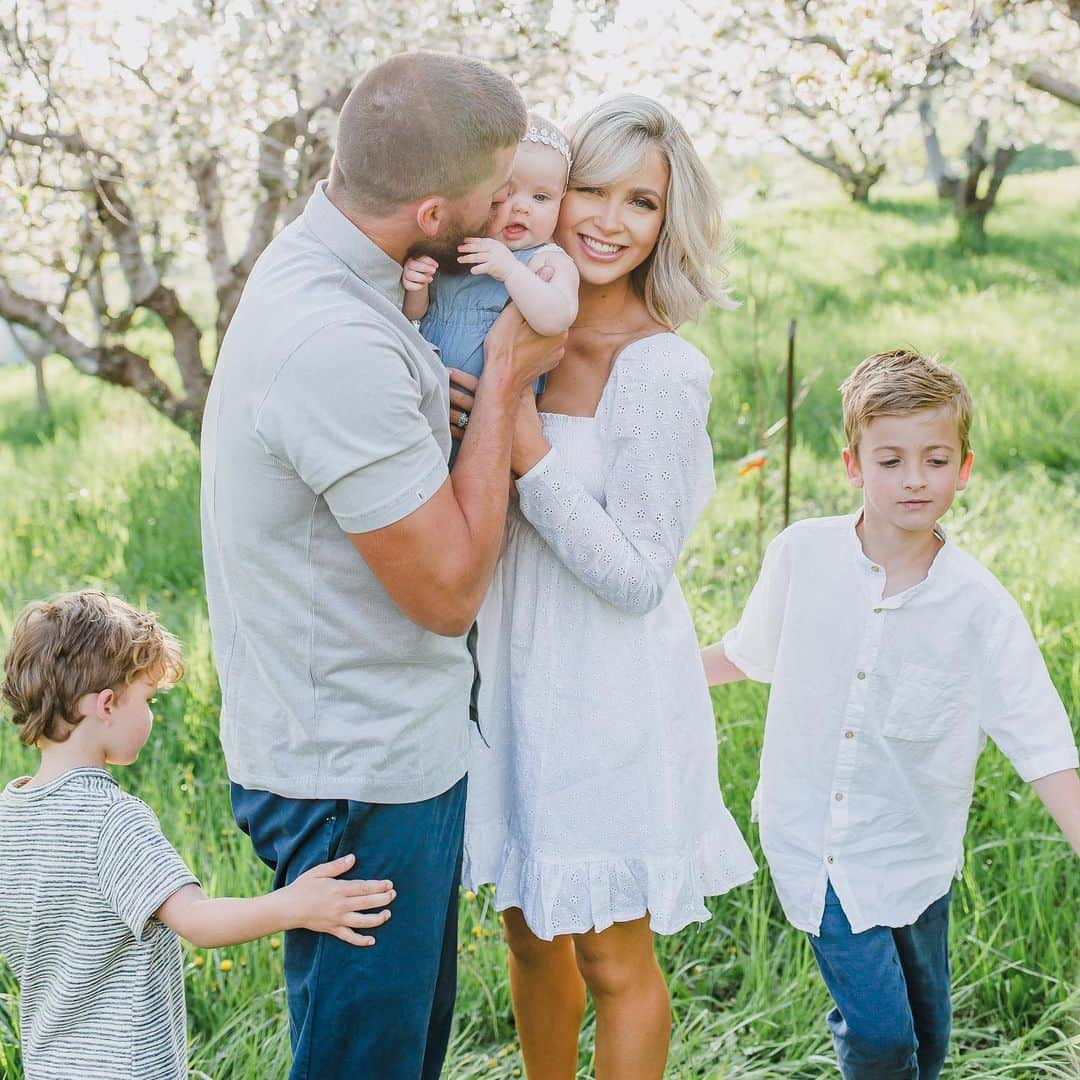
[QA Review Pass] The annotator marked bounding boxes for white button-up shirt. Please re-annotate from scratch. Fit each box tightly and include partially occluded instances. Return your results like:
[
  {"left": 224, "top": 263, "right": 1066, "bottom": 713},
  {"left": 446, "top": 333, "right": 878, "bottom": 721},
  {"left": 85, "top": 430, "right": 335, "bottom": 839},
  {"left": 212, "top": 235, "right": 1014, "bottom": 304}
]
[{"left": 723, "top": 512, "right": 1077, "bottom": 935}]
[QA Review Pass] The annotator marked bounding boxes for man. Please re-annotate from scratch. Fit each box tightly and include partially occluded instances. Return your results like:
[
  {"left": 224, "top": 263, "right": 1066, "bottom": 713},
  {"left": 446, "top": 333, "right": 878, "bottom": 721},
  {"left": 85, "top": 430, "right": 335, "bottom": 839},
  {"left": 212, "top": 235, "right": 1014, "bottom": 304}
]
[{"left": 200, "top": 52, "right": 561, "bottom": 1079}]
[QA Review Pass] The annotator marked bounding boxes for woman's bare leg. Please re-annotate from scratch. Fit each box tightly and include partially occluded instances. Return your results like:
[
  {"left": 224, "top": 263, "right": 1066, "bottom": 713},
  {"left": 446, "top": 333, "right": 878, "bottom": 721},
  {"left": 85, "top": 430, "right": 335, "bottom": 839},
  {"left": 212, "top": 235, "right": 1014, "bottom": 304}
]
[
  {"left": 573, "top": 916, "right": 670, "bottom": 1080},
  {"left": 502, "top": 906, "right": 587, "bottom": 1079}
]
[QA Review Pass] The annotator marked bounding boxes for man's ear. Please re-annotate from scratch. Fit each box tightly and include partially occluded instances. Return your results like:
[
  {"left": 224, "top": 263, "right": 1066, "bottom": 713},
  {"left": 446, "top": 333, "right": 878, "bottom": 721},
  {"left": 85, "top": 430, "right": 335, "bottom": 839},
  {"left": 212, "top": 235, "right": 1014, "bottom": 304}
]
[
  {"left": 842, "top": 447, "right": 864, "bottom": 489},
  {"left": 415, "top": 196, "right": 444, "bottom": 239},
  {"left": 956, "top": 451, "right": 975, "bottom": 491}
]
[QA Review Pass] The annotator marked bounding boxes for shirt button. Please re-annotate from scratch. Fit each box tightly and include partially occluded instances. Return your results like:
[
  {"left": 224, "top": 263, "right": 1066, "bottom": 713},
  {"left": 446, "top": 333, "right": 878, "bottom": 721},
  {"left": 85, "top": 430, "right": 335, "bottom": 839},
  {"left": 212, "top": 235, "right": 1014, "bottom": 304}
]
[
  {"left": 827, "top": 855, "right": 835, "bottom": 864},
  {"left": 844, "top": 730, "right": 855, "bottom": 739},
  {"left": 873, "top": 607, "right": 883, "bottom": 614},
  {"left": 835, "top": 792, "right": 844, "bottom": 801},
  {"left": 870, "top": 565, "right": 881, "bottom": 573},
  {"left": 856, "top": 671, "right": 866, "bottom": 680}
]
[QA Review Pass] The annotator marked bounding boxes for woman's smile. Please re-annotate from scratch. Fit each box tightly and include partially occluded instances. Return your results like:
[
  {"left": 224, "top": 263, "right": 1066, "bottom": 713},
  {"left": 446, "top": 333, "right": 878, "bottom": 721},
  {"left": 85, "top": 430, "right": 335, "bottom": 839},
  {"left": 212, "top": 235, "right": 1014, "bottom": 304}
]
[{"left": 576, "top": 233, "right": 629, "bottom": 261}]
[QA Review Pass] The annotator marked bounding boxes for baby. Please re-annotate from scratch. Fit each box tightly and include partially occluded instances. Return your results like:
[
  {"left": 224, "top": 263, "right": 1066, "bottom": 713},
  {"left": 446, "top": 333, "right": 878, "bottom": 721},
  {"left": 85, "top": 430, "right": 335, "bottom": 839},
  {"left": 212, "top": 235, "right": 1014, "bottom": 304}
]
[{"left": 403, "top": 113, "right": 579, "bottom": 459}]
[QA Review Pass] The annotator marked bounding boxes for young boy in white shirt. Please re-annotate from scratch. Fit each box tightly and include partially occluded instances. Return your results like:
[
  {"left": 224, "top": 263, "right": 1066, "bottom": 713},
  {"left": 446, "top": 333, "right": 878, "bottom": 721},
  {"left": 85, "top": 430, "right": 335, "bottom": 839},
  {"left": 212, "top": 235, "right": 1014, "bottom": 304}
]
[
  {"left": 0, "top": 590, "right": 397, "bottom": 1080},
  {"left": 701, "top": 350, "right": 1080, "bottom": 1080}
]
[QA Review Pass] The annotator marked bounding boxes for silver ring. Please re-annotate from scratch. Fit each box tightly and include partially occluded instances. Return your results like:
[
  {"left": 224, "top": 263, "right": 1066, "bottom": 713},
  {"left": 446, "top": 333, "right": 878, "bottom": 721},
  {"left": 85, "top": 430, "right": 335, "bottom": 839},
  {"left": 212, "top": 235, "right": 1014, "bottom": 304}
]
[{"left": 456, "top": 411, "right": 470, "bottom": 429}]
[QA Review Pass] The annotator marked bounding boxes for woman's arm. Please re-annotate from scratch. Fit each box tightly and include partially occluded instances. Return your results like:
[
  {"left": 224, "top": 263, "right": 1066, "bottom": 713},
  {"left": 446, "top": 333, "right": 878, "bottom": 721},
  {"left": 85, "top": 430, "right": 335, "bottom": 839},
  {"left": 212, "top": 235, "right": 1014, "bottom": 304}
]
[
  {"left": 156, "top": 853, "right": 395, "bottom": 948},
  {"left": 512, "top": 342, "right": 715, "bottom": 615},
  {"left": 700, "top": 642, "right": 748, "bottom": 686}
]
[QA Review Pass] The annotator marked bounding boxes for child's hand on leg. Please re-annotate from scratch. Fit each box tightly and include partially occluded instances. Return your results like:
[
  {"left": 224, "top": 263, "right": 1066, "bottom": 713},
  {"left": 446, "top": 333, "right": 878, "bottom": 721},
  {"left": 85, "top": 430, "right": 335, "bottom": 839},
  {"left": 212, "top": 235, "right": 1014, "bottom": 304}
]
[{"left": 280, "top": 854, "right": 396, "bottom": 946}]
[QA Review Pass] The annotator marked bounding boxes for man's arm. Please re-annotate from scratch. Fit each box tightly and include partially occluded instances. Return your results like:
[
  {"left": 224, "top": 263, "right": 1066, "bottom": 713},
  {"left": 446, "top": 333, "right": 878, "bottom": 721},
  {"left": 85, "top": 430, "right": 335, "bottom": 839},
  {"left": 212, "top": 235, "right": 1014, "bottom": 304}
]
[
  {"left": 348, "top": 304, "right": 563, "bottom": 637},
  {"left": 1030, "top": 769, "right": 1080, "bottom": 856},
  {"left": 156, "top": 854, "right": 395, "bottom": 948}
]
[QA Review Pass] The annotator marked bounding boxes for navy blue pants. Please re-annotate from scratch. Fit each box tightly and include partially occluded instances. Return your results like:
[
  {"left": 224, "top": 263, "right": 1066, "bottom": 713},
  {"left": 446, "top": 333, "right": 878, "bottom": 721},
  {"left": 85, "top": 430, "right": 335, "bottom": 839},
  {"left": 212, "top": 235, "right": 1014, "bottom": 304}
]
[
  {"left": 231, "top": 776, "right": 467, "bottom": 1080},
  {"left": 807, "top": 882, "right": 952, "bottom": 1080}
]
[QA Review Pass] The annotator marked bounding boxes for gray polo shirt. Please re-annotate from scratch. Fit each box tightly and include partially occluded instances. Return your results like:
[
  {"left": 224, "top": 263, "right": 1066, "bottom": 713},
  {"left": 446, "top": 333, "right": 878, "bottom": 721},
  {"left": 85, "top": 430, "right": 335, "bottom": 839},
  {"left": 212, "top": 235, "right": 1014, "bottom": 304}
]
[{"left": 201, "top": 181, "right": 471, "bottom": 804}]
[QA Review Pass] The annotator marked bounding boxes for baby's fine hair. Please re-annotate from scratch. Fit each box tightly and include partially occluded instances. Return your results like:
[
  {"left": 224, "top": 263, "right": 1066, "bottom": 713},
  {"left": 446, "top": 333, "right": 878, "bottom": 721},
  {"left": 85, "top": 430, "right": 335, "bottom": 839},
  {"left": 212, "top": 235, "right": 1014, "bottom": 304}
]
[
  {"left": 841, "top": 349, "right": 973, "bottom": 458},
  {"left": 1, "top": 590, "right": 183, "bottom": 746}
]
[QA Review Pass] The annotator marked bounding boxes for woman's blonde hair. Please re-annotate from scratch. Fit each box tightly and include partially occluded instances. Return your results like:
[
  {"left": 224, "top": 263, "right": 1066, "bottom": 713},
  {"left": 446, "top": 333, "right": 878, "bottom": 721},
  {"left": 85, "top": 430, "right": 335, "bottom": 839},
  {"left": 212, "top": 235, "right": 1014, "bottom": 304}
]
[{"left": 567, "top": 94, "right": 738, "bottom": 328}]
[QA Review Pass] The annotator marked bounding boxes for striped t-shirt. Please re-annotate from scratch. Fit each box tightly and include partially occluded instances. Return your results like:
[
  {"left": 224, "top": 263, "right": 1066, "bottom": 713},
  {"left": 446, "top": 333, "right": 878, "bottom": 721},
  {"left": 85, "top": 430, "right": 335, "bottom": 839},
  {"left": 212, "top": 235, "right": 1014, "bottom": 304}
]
[{"left": 0, "top": 768, "right": 198, "bottom": 1079}]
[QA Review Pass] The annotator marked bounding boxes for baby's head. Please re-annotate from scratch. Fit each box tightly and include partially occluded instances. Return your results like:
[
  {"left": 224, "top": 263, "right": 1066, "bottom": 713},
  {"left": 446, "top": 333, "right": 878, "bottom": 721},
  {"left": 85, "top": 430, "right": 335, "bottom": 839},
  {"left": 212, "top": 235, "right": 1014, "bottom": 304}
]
[
  {"left": 1, "top": 590, "right": 183, "bottom": 757},
  {"left": 493, "top": 113, "right": 571, "bottom": 250},
  {"left": 840, "top": 349, "right": 975, "bottom": 533}
]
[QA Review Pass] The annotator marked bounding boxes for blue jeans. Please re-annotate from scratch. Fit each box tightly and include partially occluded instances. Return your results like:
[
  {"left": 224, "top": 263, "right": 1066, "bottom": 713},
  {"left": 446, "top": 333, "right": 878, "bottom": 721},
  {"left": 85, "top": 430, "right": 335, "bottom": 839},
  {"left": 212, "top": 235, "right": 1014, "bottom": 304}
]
[
  {"left": 231, "top": 776, "right": 467, "bottom": 1080},
  {"left": 807, "top": 882, "right": 952, "bottom": 1080}
]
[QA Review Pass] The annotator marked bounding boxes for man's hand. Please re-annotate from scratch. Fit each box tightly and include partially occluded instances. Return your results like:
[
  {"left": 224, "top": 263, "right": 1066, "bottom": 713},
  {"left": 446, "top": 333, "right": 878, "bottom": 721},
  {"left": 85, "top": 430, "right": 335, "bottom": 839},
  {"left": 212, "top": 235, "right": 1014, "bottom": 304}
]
[
  {"left": 403, "top": 255, "right": 438, "bottom": 292},
  {"left": 510, "top": 387, "right": 549, "bottom": 477},
  {"left": 482, "top": 302, "right": 564, "bottom": 396},
  {"left": 279, "top": 854, "right": 396, "bottom": 946},
  {"left": 458, "top": 237, "right": 521, "bottom": 282}
]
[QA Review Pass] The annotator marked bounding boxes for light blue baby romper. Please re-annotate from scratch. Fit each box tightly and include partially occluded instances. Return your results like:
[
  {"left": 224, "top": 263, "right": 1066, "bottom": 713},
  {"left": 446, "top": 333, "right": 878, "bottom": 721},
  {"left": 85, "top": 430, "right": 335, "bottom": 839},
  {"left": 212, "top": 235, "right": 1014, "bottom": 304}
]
[{"left": 420, "top": 243, "right": 560, "bottom": 462}]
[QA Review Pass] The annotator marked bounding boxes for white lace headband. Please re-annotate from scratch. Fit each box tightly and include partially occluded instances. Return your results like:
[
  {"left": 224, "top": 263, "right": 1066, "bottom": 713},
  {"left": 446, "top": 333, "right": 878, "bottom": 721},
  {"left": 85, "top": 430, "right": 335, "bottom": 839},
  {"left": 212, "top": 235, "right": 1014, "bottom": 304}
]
[{"left": 522, "top": 122, "right": 572, "bottom": 181}]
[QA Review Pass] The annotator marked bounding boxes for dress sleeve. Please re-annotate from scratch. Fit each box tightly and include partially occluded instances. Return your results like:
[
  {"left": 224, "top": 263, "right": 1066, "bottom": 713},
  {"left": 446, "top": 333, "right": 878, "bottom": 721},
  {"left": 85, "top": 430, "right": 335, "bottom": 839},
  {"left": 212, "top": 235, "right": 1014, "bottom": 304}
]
[{"left": 514, "top": 339, "right": 716, "bottom": 615}]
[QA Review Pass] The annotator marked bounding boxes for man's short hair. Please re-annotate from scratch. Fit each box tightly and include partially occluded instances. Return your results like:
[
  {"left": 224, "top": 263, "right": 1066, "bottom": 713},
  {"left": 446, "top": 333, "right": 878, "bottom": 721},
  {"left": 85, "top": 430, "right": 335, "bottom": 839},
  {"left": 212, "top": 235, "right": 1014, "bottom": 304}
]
[
  {"left": 841, "top": 349, "right": 973, "bottom": 458},
  {"left": 1, "top": 591, "right": 183, "bottom": 746},
  {"left": 331, "top": 52, "right": 527, "bottom": 215}
]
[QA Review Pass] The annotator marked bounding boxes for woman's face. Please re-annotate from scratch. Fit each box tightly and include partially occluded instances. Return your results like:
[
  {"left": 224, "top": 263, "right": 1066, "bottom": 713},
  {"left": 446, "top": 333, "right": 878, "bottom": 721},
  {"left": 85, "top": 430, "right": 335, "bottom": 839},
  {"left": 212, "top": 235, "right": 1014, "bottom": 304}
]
[{"left": 555, "top": 146, "right": 669, "bottom": 288}]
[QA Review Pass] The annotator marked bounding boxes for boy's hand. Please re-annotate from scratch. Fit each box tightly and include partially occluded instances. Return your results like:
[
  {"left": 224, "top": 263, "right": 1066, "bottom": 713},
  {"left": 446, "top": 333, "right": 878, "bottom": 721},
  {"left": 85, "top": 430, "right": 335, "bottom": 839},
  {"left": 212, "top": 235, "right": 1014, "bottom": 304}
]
[
  {"left": 403, "top": 256, "right": 438, "bottom": 291},
  {"left": 458, "top": 237, "right": 520, "bottom": 282},
  {"left": 281, "top": 853, "right": 396, "bottom": 946}
]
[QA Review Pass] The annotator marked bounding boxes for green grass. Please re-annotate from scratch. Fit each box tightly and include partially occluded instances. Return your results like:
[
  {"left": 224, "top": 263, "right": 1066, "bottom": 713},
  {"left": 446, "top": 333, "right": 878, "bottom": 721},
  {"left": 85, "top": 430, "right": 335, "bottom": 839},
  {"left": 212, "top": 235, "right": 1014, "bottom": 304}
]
[{"left": 1, "top": 170, "right": 1078, "bottom": 1078}]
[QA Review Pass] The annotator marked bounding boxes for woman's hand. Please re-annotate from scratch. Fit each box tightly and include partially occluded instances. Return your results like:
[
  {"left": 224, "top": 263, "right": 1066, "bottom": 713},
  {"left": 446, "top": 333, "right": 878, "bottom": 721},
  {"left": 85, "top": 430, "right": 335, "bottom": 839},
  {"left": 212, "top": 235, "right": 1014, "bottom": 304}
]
[{"left": 511, "top": 388, "right": 550, "bottom": 478}]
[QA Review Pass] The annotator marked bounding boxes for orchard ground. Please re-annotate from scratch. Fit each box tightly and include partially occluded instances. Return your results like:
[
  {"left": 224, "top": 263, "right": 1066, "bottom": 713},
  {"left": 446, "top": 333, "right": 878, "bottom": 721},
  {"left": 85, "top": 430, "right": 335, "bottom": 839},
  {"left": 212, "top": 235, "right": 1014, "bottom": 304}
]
[{"left": 0, "top": 170, "right": 1077, "bottom": 1078}]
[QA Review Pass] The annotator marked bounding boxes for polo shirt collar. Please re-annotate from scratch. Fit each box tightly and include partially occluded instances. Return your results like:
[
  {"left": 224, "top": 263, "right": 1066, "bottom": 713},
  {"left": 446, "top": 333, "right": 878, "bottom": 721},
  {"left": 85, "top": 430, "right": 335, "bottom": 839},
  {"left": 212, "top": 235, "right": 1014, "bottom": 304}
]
[
  {"left": 303, "top": 180, "right": 405, "bottom": 309},
  {"left": 846, "top": 508, "right": 951, "bottom": 604}
]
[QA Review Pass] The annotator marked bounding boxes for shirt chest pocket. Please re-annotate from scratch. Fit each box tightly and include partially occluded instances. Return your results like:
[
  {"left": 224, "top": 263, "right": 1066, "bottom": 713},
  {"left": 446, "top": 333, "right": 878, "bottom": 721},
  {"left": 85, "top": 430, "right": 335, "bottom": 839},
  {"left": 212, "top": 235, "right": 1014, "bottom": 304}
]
[{"left": 883, "top": 662, "right": 966, "bottom": 741}]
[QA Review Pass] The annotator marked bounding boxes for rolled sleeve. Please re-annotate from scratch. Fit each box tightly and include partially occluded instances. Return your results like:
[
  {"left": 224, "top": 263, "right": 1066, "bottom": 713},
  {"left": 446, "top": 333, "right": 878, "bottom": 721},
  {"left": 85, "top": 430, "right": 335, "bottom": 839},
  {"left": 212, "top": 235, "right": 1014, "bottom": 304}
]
[
  {"left": 981, "top": 599, "right": 1077, "bottom": 783},
  {"left": 256, "top": 320, "right": 449, "bottom": 533}
]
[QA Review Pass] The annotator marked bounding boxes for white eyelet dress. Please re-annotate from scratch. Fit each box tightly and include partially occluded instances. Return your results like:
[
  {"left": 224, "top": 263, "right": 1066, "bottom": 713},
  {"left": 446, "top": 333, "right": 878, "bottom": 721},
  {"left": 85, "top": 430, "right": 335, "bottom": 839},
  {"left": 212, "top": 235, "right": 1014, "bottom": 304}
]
[{"left": 464, "top": 332, "right": 757, "bottom": 940}]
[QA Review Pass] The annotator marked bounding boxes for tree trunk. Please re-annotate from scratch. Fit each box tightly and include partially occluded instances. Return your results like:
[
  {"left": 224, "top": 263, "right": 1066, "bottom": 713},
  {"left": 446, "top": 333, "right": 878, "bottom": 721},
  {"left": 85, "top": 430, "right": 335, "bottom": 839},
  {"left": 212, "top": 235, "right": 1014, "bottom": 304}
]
[
  {"left": 952, "top": 122, "right": 1018, "bottom": 251},
  {"left": 918, "top": 92, "right": 959, "bottom": 199},
  {"left": 32, "top": 355, "right": 51, "bottom": 418}
]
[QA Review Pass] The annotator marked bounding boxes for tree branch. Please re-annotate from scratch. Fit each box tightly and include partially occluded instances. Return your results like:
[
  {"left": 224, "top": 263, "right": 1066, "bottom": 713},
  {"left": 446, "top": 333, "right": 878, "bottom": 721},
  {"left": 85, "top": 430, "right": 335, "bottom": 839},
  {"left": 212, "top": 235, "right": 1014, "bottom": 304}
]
[{"left": 1022, "top": 63, "right": 1080, "bottom": 107}]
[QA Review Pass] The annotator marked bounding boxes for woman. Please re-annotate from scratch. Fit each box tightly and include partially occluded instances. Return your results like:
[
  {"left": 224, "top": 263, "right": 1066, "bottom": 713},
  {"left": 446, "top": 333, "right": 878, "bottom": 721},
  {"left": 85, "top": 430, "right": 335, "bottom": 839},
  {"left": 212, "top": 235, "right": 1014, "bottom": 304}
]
[{"left": 453, "top": 95, "right": 756, "bottom": 1079}]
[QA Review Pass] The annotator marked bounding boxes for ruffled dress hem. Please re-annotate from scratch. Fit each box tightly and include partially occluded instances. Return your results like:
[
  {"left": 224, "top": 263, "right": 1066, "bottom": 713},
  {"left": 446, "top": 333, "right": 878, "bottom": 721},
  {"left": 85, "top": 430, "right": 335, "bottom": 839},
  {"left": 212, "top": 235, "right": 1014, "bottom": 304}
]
[{"left": 463, "top": 817, "right": 757, "bottom": 942}]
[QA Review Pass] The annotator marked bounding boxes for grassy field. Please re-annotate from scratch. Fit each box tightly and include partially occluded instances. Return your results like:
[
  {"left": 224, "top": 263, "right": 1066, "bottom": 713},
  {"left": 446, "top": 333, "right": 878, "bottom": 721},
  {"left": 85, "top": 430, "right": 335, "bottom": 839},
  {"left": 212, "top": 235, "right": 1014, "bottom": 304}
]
[{"left": 1, "top": 169, "right": 1077, "bottom": 1078}]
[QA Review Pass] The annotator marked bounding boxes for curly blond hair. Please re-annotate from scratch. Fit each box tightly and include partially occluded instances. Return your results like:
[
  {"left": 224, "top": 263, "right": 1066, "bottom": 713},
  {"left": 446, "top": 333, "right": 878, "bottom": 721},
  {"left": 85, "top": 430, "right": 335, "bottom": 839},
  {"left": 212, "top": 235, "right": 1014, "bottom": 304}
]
[{"left": 1, "top": 591, "right": 183, "bottom": 746}]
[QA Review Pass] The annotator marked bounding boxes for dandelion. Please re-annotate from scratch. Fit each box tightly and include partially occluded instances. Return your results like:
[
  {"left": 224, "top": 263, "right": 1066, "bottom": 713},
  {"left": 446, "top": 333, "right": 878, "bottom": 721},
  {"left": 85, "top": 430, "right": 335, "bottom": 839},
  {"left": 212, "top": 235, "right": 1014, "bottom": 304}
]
[
  {"left": 693, "top": 964, "right": 704, "bottom": 974},
  {"left": 467, "top": 944, "right": 477, "bottom": 953},
  {"left": 193, "top": 955, "right": 205, "bottom": 967},
  {"left": 463, "top": 890, "right": 477, "bottom": 901},
  {"left": 269, "top": 937, "right": 281, "bottom": 950},
  {"left": 219, "top": 959, "right": 233, "bottom": 972},
  {"left": 471, "top": 925, "right": 483, "bottom": 937}
]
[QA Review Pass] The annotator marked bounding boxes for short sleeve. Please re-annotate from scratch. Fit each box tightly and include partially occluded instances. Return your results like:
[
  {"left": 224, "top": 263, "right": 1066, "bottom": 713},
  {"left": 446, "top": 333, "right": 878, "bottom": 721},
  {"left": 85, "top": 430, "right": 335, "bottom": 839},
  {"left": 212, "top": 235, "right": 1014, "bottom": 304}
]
[
  {"left": 722, "top": 530, "right": 792, "bottom": 684},
  {"left": 97, "top": 798, "right": 199, "bottom": 941},
  {"left": 256, "top": 321, "right": 449, "bottom": 533},
  {"left": 980, "top": 597, "right": 1078, "bottom": 782}
]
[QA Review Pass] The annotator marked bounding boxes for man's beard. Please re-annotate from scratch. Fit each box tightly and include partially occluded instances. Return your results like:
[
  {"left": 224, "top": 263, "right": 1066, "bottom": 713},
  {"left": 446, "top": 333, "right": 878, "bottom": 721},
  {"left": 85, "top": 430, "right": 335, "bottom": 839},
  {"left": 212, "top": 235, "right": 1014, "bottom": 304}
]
[{"left": 407, "top": 205, "right": 496, "bottom": 274}]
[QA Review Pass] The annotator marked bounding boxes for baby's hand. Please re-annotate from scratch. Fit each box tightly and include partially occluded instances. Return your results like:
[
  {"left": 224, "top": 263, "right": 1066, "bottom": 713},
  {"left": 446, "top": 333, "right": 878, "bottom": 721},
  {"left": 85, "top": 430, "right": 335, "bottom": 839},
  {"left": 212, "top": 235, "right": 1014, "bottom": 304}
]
[
  {"left": 403, "top": 256, "right": 438, "bottom": 292},
  {"left": 458, "top": 237, "right": 520, "bottom": 283}
]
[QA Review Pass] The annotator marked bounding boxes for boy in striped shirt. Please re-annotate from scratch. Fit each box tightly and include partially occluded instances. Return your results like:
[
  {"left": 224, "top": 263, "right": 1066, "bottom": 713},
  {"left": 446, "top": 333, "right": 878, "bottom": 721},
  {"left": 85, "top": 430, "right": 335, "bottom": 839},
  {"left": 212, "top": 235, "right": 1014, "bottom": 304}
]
[{"left": 0, "top": 591, "right": 397, "bottom": 1079}]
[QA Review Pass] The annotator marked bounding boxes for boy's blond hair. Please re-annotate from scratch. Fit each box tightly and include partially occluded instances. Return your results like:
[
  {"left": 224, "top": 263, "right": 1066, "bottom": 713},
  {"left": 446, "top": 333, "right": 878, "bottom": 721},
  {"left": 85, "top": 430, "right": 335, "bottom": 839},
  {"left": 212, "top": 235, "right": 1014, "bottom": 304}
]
[
  {"left": 841, "top": 349, "right": 973, "bottom": 458},
  {"left": 1, "top": 591, "right": 183, "bottom": 746}
]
